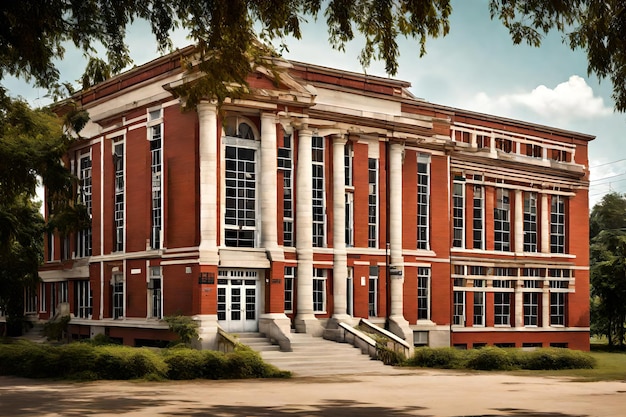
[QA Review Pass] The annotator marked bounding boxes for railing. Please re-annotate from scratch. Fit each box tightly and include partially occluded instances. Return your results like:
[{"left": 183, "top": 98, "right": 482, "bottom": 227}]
[
  {"left": 359, "top": 318, "right": 413, "bottom": 359},
  {"left": 216, "top": 326, "right": 240, "bottom": 353},
  {"left": 338, "top": 322, "right": 378, "bottom": 359}
]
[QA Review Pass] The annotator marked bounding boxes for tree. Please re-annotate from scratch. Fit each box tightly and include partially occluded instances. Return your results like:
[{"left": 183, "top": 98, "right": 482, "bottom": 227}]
[
  {"left": 2, "top": 1, "right": 625, "bottom": 111},
  {"left": 0, "top": 91, "right": 88, "bottom": 334},
  {"left": 589, "top": 192, "right": 626, "bottom": 348}
]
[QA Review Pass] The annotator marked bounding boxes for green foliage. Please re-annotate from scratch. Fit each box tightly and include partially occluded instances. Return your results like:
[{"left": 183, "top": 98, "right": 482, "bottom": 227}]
[
  {"left": 521, "top": 348, "right": 596, "bottom": 370},
  {"left": 0, "top": 339, "right": 290, "bottom": 381},
  {"left": 589, "top": 192, "right": 626, "bottom": 347},
  {"left": 43, "top": 315, "right": 70, "bottom": 341},
  {"left": 406, "top": 347, "right": 463, "bottom": 369},
  {"left": 163, "top": 314, "right": 200, "bottom": 346},
  {"left": 405, "top": 347, "right": 595, "bottom": 371},
  {"left": 466, "top": 347, "right": 517, "bottom": 371}
]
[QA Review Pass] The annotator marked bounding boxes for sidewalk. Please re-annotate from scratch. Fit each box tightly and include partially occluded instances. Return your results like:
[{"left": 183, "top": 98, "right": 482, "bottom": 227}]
[{"left": 1, "top": 370, "right": 625, "bottom": 416}]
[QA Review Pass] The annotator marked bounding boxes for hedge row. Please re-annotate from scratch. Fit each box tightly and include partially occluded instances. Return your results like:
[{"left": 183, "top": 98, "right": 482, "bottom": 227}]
[
  {"left": 0, "top": 340, "right": 290, "bottom": 380},
  {"left": 405, "top": 346, "right": 596, "bottom": 371}
]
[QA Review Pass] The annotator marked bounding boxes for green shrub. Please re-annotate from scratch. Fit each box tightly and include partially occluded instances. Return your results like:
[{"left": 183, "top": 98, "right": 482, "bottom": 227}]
[
  {"left": 224, "top": 346, "right": 289, "bottom": 379},
  {"left": 0, "top": 339, "right": 287, "bottom": 381},
  {"left": 164, "top": 348, "right": 205, "bottom": 380},
  {"left": 406, "top": 347, "right": 464, "bottom": 369},
  {"left": 466, "top": 347, "right": 516, "bottom": 371},
  {"left": 523, "top": 348, "right": 596, "bottom": 370},
  {"left": 202, "top": 350, "right": 227, "bottom": 379},
  {"left": 163, "top": 315, "right": 199, "bottom": 346},
  {"left": 43, "top": 315, "right": 71, "bottom": 341}
]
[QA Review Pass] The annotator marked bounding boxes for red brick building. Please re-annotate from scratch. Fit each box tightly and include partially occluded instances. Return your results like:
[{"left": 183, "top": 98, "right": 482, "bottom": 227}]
[{"left": 36, "top": 47, "right": 592, "bottom": 350}]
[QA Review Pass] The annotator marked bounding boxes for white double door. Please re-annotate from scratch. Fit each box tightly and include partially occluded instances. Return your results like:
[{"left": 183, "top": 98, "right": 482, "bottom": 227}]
[{"left": 217, "top": 269, "right": 260, "bottom": 333}]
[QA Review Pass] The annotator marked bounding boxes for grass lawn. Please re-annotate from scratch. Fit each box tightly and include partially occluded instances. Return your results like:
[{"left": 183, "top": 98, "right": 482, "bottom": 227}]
[{"left": 510, "top": 348, "right": 626, "bottom": 382}]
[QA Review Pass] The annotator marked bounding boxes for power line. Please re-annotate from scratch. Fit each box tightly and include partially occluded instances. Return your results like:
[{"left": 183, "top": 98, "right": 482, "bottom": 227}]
[
  {"left": 590, "top": 172, "right": 626, "bottom": 183},
  {"left": 590, "top": 158, "right": 626, "bottom": 169}
]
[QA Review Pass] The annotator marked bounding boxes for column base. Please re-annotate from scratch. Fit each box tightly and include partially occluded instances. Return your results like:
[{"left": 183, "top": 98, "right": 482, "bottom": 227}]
[
  {"left": 388, "top": 315, "right": 413, "bottom": 342},
  {"left": 259, "top": 313, "right": 292, "bottom": 351},
  {"left": 192, "top": 314, "right": 219, "bottom": 350},
  {"left": 294, "top": 314, "right": 324, "bottom": 336}
]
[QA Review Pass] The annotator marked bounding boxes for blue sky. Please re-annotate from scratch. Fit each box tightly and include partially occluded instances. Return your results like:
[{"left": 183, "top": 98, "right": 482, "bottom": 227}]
[{"left": 5, "top": 0, "right": 623, "bottom": 207}]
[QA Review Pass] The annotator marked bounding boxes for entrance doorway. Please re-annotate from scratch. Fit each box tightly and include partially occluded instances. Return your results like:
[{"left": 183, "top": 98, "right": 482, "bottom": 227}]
[{"left": 217, "top": 269, "right": 260, "bottom": 333}]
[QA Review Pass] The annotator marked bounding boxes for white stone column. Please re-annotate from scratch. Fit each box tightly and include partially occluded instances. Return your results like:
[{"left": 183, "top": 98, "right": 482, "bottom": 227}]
[
  {"left": 514, "top": 190, "right": 524, "bottom": 253},
  {"left": 260, "top": 113, "right": 283, "bottom": 260},
  {"left": 332, "top": 135, "right": 350, "bottom": 322},
  {"left": 514, "top": 280, "right": 524, "bottom": 327},
  {"left": 388, "top": 141, "right": 411, "bottom": 341},
  {"left": 197, "top": 102, "right": 219, "bottom": 264},
  {"left": 542, "top": 279, "right": 550, "bottom": 328},
  {"left": 541, "top": 193, "right": 550, "bottom": 253},
  {"left": 294, "top": 127, "right": 322, "bottom": 335}
]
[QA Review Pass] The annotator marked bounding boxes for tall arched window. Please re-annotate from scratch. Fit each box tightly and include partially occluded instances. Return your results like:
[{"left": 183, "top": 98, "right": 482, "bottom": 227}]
[{"left": 222, "top": 116, "right": 259, "bottom": 248}]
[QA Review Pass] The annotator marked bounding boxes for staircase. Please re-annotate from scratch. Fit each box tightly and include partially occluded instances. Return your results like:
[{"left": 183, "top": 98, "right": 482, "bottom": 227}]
[
  {"left": 243, "top": 332, "right": 393, "bottom": 377},
  {"left": 18, "top": 322, "right": 47, "bottom": 343}
]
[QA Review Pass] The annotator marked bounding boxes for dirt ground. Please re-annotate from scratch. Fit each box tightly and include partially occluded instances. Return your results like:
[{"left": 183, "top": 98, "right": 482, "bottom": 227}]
[{"left": 0, "top": 369, "right": 625, "bottom": 416}]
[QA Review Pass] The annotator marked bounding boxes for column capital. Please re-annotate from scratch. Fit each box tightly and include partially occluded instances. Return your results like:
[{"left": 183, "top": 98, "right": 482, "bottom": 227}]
[
  {"left": 197, "top": 101, "right": 218, "bottom": 114},
  {"left": 332, "top": 134, "right": 348, "bottom": 145}
]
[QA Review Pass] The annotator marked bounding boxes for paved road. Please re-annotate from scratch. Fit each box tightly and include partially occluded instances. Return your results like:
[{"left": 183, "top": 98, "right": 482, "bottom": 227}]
[{"left": 0, "top": 369, "right": 625, "bottom": 416}]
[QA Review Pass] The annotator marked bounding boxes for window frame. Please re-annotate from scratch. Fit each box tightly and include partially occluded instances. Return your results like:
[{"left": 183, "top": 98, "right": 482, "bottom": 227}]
[
  {"left": 368, "top": 266, "right": 378, "bottom": 317},
  {"left": 494, "top": 188, "right": 511, "bottom": 251},
  {"left": 284, "top": 266, "right": 295, "bottom": 313},
  {"left": 523, "top": 192, "right": 538, "bottom": 252},
  {"left": 550, "top": 195, "right": 566, "bottom": 254},
  {"left": 312, "top": 136, "right": 326, "bottom": 248},
  {"left": 312, "top": 268, "right": 327, "bottom": 313},
  {"left": 367, "top": 158, "right": 379, "bottom": 248},
  {"left": 417, "top": 267, "right": 431, "bottom": 320},
  {"left": 452, "top": 179, "right": 465, "bottom": 248},
  {"left": 417, "top": 153, "right": 430, "bottom": 250}
]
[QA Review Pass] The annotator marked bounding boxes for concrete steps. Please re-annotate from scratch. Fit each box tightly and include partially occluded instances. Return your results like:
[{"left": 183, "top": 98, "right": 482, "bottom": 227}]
[
  {"left": 18, "top": 322, "right": 47, "bottom": 343},
  {"left": 235, "top": 332, "right": 281, "bottom": 352},
  {"left": 247, "top": 332, "right": 391, "bottom": 377}
]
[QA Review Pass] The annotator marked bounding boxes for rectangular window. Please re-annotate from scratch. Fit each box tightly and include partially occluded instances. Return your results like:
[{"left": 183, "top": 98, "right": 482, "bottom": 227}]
[
  {"left": 149, "top": 266, "right": 162, "bottom": 319},
  {"left": 367, "top": 158, "right": 378, "bottom": 248},
  {"left": 313, "top": 268, "right": 326, "bottom": 313},
  {"left": 113, "top": 141, "right": 124, "bottom": 252},
  {"left": 279, "top": 134, "right": 294, "bottom": 247},
  {"left": 417, "top": 267, "right": 430, "bottom": 320},
  {"left": 495, "top": 137, "right": 513, "bottom": 153},
  {"left": 112, "top": 274, "right": 124, "bottom": 319},
  {"left": 24, "top": 287, "right": 37, "bottom": 314},
  {"left": 224, "top": 145, "right": 257, "bottom": 247},
  {"left": 345, "top": 192, "right": 354, "bottom": 247},
  {"left": 368, "top": 266, "right": 378, "bottom": 317},
  {"left": 526, "top": 143, "right": 542, "bottom": 158},
  {"left": 550, "top": 292, "right": 566, "bottom": 326},
  {"left": 473, "top": 279, "right": 485, "bottom": 327},
  {"left": 453, "top": 291, "right": 465, "bottom": 326},
  {"left": 74, "top": 280, "right": 92, "bottom": 319},
  {"left": 77, "top": 153, "right": 92, "bottom": 257},
  {"left": 493, "top": 280, "right": 511, "bottom": 326},
  {"left": 346, "top": 267, "right": 353, "bottom": 316},
  {"left": 149, "top": 112, "right": 163, "bottom": 249},
  {"left": 284, "top": 266, "right": 295, "bottom": 313},
  {"left": 58, "top": 281, "right": 69, "bottom": 304},
  {"left": 473, "top": 185, "right": 484, "bottom": 249},
  {"left": 524, "top": 279, "right": 540, "bottom": 327},
  {"left": 551, "top": 195, "right": 566, "bottom": 253},
  {"left": 494, "top": 188, "right": 510, "bottom": 251},
  {"left": 312, "top": 136, "right": 326, "bottom": 247},
  {"left": 417, "top": 154, "right": 430, "bottom": 249},
  {"left": 523, "top": 192, "right": 537, "bottom": 252},
  {"left": 39, "top": 283, "right": 46, "bottom": 312},
  {"left": 452, "top": 180, "right": 465, "bottom": 248},
  {"left": 344, "top": 142, "right": 353, "bottom": 186},
  {"left": 473, "top": 292, "right": 485, "bottom": 327}
]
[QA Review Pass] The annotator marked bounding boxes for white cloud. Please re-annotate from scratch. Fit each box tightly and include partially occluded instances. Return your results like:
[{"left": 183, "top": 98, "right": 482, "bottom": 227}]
[{"left": 468, "top": 76, "right": 612, "bottom": 122}]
